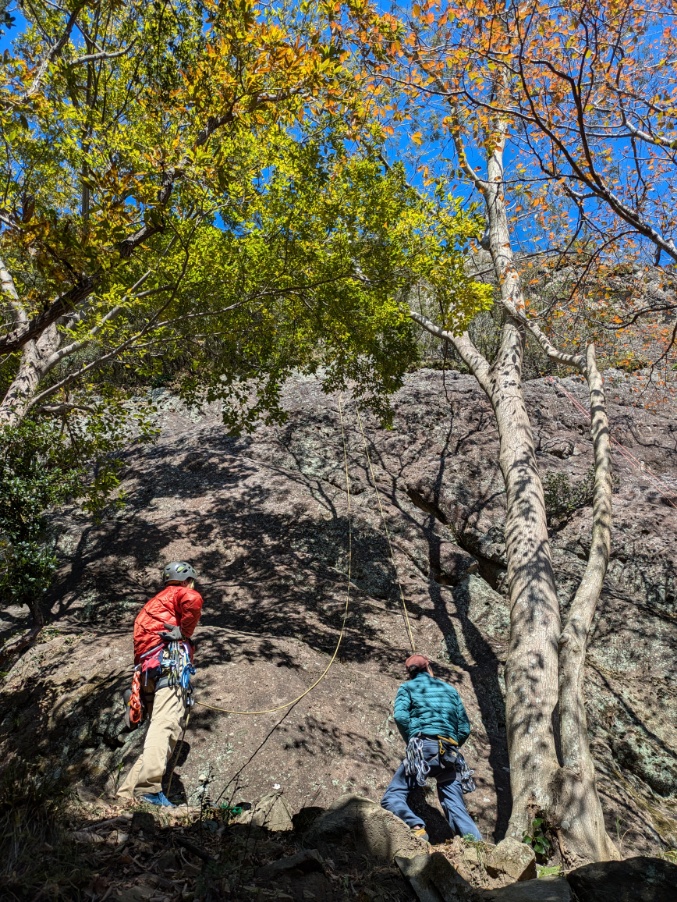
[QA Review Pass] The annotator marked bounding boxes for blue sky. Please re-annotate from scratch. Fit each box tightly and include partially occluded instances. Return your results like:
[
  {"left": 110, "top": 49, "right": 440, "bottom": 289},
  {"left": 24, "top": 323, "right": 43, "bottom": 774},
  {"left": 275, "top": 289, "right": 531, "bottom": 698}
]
[{"left": 0, "top": 2, "right": 26, "bottom": 52}]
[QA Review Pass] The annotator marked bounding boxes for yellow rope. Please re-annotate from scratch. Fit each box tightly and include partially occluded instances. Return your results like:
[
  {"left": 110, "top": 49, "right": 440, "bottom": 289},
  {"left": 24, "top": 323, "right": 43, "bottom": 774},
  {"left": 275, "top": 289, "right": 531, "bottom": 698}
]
[
  {"left": 353, "top": 405, "right": 416, "bottom": 653},
  {"left": 195, "top": 394, "right": 353, "bottom": 717}
]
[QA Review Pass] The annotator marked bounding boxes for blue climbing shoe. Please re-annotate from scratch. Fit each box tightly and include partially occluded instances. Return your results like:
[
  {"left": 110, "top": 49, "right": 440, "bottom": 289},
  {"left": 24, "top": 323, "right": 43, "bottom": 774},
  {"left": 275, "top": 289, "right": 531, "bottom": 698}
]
[{"left": 141, "top": 791, "right": 174, "bottom": 808}]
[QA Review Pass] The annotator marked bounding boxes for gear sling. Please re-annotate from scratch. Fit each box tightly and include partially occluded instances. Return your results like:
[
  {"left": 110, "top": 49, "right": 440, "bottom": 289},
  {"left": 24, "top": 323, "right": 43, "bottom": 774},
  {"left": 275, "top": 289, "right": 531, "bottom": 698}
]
[{"left": 127, "top": 639, "right": 195, "bottom": 726}]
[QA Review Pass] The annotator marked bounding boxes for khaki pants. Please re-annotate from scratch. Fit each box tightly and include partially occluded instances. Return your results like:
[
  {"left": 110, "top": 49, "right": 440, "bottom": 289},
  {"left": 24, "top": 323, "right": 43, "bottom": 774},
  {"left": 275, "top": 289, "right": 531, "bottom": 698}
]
[{"left": 118, "top": 685, "right": 187, "bottom": 799}]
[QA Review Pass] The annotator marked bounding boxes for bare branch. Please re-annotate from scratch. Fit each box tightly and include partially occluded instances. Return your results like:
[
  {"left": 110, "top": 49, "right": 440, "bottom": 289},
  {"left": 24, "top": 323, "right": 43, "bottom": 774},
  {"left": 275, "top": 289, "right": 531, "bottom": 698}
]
[
  {"left": 409, "top": 309, "right": 491, "bottom": 391},
  {"left": 66, "top": 44, "right": 135, "bottom": 66},
  {"left": 13, "top": 3, "right": 85, "bottom": 105}
]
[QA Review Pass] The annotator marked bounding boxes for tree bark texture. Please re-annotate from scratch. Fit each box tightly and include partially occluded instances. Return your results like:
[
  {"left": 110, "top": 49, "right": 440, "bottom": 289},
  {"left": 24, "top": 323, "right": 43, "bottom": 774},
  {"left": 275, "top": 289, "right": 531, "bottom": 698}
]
[
  {"left": 553, "top": 345, "right": 620, "bottom": 863},
  {"left": 482, "top": 139, "right": 562, "bottom": 838},
  {"left": 411, "top": 119, "right": 618, "bottom": 862},
  {"left": 486, "top": 318, "right": 562, "bottom": 837},
  {"left": 0, "top": 325, "right": 61, "bottom": 427}
]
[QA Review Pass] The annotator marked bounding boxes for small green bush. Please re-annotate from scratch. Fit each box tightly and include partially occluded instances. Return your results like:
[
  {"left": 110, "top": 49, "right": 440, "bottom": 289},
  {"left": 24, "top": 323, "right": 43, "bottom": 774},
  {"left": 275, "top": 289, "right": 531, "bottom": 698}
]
[
  {"left": 0, "top": 412, "right": 134, "bottom": 627},
  {"left": 543, "top": 467, "right": 595, "bottom": 528},
  {"left": 523, "top": 816, "right": 552, "bottom": 861}
]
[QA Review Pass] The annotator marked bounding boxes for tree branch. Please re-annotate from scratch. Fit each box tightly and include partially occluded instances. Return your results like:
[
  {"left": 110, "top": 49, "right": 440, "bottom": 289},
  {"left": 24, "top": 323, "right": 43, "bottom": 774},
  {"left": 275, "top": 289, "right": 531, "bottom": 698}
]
[
  {"left": 0, "top": 275, "right": 96, "bottom": 356},
  {"left": 66, "top": 44, "right": 135, "bottom": 66},
  {"left": 14, "top": 2, "right": 85, "bottom": 105},
  {"left": 409, "top": 309, "right": 491, "bottom": 392},
  {"left": 558, "top": 343, "right": 613, "bottom": 775}
]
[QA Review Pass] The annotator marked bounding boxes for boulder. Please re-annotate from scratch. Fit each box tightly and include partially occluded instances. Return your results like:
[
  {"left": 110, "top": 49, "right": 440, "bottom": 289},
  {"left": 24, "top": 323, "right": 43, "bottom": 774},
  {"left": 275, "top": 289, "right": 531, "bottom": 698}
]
[
  {"left": 566, "top": 856, "right": 677, "bottom": 902},
  {"left": 485, "top": 838, "right": 537, "bottom": 883},
  {"left": 425, "top": 837, "right": 538, "bottom": 893},
  {"left": 233, "top": 791, "right": 294, "bottom": 832},
  {"left": 396, "top": 851, "right": 478, "bottom": 902},
  {"left": 481, "top": 877, "right": 572, "bottom": 901},
  {"left": 305, "top": 794, "right": 428, "bottom": 862}
]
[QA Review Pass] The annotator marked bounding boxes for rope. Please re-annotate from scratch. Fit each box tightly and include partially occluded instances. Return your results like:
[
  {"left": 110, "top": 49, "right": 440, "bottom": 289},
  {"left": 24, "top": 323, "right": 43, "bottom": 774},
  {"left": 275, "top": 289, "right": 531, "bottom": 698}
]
[
  {"left": 353, "top": 405, "right": 417, "bottom": 653},
  {"left": 547, "top": 376, "right": 677, "bottom": 509},
  {"left": 166, "top": 709, "right": 190, "bottom": 800},
  {"left": 194, "top": 394, "right": 354, "bottom": 717}
]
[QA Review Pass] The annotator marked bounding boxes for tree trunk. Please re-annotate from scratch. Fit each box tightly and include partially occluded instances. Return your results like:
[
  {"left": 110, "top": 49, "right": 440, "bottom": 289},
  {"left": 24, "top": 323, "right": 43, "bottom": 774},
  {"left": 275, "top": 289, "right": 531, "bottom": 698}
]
[
  {"left": 413, "top": 112, "right": 618, "bottom": 859},
  {"left": 410, "top": 304, "right": 618, "bottom": 860},
  {"left": 480, "top": 136, "right": 562, "bottom": 838},
  {"left": 487, "top": 318, "right": 562, "bottom": 838},
  {"left": 0, "top": 325, "right": 60, "bottom": 427},
  {"left": 551, "top": 345, "right": 620, "bottom": 863}
]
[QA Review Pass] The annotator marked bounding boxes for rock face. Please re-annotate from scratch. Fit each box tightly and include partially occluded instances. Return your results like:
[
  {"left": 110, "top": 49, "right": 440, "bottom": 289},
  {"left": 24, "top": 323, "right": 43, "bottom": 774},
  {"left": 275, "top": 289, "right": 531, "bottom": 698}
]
[
  {"left": 485, "top": 839, "right": 537, "bottom": 883},
  {"left": 566, "top": 856, "right": 677, "bottom": 902},
  {"left": 306, "top": 794, "right": 429, "bottom": 861},
  {"left": 0, "top": 369, "right": 675, "bottom": 854}
]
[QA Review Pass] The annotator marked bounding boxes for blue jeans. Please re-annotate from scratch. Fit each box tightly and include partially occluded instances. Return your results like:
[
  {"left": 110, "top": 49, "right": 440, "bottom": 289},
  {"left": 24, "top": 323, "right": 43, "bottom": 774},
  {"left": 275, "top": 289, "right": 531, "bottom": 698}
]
[{"left": 381, "top": 739, "right": 482, "bottom": 840}]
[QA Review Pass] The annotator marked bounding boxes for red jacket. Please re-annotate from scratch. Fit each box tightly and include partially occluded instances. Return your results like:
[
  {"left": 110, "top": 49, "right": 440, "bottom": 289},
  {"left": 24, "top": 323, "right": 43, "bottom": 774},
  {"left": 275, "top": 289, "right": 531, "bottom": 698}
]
[{"left": 133, "top": 585, "right": 204, "bottom": 664}]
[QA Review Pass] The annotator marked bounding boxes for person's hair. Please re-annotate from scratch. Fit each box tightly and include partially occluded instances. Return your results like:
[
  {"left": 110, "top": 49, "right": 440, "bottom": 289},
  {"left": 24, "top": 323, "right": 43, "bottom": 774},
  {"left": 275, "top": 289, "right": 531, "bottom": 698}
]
[{"left": 406, "top": 665, "right": 427, "bottom": 679}]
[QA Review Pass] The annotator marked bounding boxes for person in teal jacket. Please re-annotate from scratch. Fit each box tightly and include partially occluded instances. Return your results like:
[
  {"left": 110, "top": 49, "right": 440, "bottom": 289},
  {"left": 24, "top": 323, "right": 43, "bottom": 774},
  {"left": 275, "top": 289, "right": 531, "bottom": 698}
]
[{"left": 381, "top": 653, "right": 482, "bottom": 842}]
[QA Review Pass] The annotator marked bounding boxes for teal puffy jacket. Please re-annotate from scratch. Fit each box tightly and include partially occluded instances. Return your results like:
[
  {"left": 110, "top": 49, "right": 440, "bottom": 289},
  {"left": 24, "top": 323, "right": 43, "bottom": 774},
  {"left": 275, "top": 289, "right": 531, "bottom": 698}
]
[{"left": 393, "top": 672, "right": 471, "bottom": 745}]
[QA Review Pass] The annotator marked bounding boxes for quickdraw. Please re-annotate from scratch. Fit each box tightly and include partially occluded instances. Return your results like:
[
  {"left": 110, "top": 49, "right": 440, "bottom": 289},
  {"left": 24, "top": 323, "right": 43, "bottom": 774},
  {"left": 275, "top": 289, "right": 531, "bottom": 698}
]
[
  {"left": 403, "top": 735, "right": 477, "bottom": 794},
  {"left": 404, "top": 736, "right": 431, "bottom": 787},
  {"left": 162, "top": 640, "right": 195, "bottom": 706},
  {"left": 124, "top": 639, "right": 195, "bottom": 728}
]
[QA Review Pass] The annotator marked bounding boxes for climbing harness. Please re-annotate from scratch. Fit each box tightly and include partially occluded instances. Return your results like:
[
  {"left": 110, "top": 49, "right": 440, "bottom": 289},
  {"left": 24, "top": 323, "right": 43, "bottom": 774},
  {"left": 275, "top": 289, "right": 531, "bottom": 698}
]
[
  {"left": 124, "top": 639, "right": 195, "bottom": 727},
  {"left": 194, "top": 393, "right": 355, "bottom": 717},
  {"left": 403, "top": 735, "right": 476, "bottom": 794},
  {"left": 354, "top": 405, "right": 417, "bottom": 653},
  {"left": 436, "top": 734, "right": 457, "bottom": 755}
]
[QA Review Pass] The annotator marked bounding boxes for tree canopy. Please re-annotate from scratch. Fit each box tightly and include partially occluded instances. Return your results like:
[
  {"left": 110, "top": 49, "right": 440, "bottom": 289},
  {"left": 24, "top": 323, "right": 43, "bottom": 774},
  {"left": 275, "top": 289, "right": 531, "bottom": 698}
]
[{"left": 0, "top": 0, "right": 489, "bottom": 628}]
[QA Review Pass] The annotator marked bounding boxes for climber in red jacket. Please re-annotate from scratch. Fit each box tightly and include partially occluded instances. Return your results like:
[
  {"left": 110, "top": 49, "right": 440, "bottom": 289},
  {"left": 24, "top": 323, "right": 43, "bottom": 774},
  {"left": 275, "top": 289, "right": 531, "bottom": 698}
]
[
  {"left": 133, "top": 569, "right": 203, "bottom": 664},
  {"left": 118, "top": 562, "right": 204, "bottom": 808}
]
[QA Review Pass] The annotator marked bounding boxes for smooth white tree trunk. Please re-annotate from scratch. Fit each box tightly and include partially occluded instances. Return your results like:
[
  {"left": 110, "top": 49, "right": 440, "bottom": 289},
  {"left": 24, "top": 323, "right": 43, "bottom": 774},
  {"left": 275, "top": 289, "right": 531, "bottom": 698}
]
[{"left": 410, "top": 124, "right": 618, "bottom": 863}]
